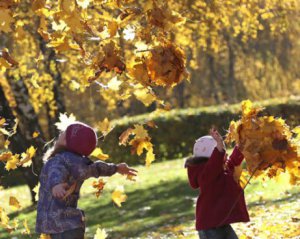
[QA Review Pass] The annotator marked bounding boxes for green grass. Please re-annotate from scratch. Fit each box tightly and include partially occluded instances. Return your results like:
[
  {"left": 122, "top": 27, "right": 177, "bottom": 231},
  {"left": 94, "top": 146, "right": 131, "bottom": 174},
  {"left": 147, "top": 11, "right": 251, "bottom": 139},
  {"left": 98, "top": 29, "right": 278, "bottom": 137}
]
[{"left": 0, "top": 158, "right": 299, "bottom": 239}]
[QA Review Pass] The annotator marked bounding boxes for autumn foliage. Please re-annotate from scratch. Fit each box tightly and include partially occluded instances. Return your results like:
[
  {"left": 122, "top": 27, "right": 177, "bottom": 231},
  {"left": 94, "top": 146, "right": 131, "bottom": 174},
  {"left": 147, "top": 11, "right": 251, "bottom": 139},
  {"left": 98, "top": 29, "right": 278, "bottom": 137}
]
[{"left": 226, "top": 100, "right": 300, "bottom": 185}]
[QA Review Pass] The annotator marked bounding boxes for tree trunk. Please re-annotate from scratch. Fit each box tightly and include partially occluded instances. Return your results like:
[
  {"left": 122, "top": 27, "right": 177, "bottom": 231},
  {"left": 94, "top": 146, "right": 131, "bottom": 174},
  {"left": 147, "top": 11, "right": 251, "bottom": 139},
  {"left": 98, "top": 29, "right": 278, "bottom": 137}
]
[{"left": 4, "top": 73, "right": 45, "bottom": 203}]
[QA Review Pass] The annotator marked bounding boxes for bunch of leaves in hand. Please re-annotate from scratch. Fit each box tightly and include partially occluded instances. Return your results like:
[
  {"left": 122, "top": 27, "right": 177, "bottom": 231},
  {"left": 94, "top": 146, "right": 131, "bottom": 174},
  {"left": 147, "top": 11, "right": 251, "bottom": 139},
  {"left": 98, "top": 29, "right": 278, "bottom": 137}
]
[{"left": 226, "top": 100, "right": 300, "bottom": 185}]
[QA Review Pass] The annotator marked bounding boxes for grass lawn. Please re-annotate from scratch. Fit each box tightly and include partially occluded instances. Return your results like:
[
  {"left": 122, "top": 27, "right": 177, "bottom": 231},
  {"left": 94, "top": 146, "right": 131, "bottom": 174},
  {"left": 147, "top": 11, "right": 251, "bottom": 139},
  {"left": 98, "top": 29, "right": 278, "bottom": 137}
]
[{"left": 0, "top": 158, "right": 299, "bottom": 239}]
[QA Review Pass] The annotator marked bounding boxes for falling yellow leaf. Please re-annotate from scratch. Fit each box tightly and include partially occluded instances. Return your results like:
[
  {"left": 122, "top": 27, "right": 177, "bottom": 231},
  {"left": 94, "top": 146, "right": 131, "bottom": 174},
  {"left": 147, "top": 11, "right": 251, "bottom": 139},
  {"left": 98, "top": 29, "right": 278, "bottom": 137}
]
[
  {"left": 107, "top": 76, "right": 122, "bottom": 91},
  {"left": 94, "top": 227, "right": 108, "bottom": 239},
  {"left": 9, "top": 196, "right": 21, "bottom": 209},
  {"left": 97, "top": 118, "right": 113, "bottom": 136},
  {"left": 132, "top": 124, "right": 149, "bottom": 139},
  {"left": 126, "top": 174, "right": 136, "bottom": 181},
  {"left": 22, "top": 219, "right": 30, "bottom": 235},
  {"left": 112, "top": 186, "right": 127, "bottom": 207},
  {"left": 55, "top": 113, "right": 76, "bottom": 131},
  {"left": 119, "top": 128, "right": 134, "bottom": 146},
  {"left": 4, "top": 140, "right": 10, "bottom": 149},
  {"left": 0, "top": 207, "right": 9, "bottom": 226},
  {"left": 91, "top": 148, "right": 109, "bottom": 161},
  {"left": 33, "top": 183, "right": 40, "bottom": 201},
  {"left": 19, "top": 146, "right": 36, "bottom": 167},
  {"left": 134, "top": 89, "right": 156, "bottom": 106},
  {"left": 40, "top": 234, "right": 51, "bottom": 239},
  {"left": 5, "top": 154, "right": 20, "bottom": 171},
  {"left": 92, "top": 178, "right": 106, "bottom": 198},
  {"left": 32, "top": 131, "right": 39, "bottom": 138},
  {"left": 0, "top": 152, "right": 13, "bottom": 162},
  {"left": 145, "top": 148, "right": 155, "bottom": 167}
]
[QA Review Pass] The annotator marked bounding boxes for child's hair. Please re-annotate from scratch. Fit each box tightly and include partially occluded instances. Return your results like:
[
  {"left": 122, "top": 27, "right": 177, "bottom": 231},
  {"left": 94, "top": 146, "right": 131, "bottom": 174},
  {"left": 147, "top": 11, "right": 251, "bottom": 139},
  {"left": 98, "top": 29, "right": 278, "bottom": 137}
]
[
  {"left": 42, "top": 141, "right": 66, "bottom": 163},
  {"left": 186, "top": 156, "right": 209, "bottom": 165}
]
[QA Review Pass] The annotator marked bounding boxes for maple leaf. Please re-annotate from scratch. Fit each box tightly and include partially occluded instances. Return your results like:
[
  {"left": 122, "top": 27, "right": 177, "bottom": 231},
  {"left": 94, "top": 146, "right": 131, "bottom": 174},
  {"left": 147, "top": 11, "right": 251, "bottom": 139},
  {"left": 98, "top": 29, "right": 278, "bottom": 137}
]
[
  {"left": 5, "top": 154, "right": 20, "bottom": 171},
  {"left": 132, "top": 124, "right": 149, "bottom": 139},
  {"left": 97, "top": 118, "right": 113, "bottom": 136},
  {"left": 9, "top": 196, "right": 21, "bottom": 209},
  {"left": 119, "top": 128, "right": 134, "bottom": 146},
  {"left": 0, "top": 152, "right": 13, "bottom": 162},
  {"left": 19, "top": 146, "right": 36, "bottom": 167},
  {"left": 92, "top": 178, "right": 106, "bottom": 198},
  {"left": 94, "top": 227, "right": 108, "bottom": 239},
  {"left": 91, "top": 148, "right": 109, "bottom": 161},
  {"left": 133, "top": 86, "right": 156, "bottom": 107},
  {"left": 55, "top": 113, "right": 76, "bottom": 131},
  {"left": 112, "top": 186, "right": 127, "bottom": 207}
]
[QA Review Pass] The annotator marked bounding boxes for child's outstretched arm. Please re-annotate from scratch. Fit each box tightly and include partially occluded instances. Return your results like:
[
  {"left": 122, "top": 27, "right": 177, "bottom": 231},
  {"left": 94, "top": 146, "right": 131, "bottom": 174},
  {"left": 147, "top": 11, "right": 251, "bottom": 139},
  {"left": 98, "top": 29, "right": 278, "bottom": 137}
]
[{"left": 75, "top": 159, "right": 137, "bottom": 181}]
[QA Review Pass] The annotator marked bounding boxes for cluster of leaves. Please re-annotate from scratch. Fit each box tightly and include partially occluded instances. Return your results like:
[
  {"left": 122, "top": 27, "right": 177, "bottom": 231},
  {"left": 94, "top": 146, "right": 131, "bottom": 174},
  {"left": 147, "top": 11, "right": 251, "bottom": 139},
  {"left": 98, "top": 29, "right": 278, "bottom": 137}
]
[
  {"left": 226, "top": 100, "right": 300, "bottom": 185},
  {"left": 119, "top": 122, "right": 156, "bottom": 167}
]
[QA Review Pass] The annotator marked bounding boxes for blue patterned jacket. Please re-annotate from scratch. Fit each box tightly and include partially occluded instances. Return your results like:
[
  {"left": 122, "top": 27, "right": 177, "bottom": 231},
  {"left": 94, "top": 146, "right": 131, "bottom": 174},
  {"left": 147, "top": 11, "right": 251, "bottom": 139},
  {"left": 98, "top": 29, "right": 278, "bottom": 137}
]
[{"left": 36, "top": 151, "right": 117, "bottom": 234}]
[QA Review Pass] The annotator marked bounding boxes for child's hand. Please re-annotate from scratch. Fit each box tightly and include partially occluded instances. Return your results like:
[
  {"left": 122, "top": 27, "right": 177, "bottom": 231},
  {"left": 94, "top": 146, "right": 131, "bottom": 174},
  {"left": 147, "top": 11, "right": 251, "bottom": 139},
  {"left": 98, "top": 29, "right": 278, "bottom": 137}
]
[
  {"left": 52, "top": 183, "right": 68, "bottom": 199},
  {"left": 210, "top": 128, "right": 225, "bottom": 152},
  {"left": 117, "top": 163, "right": 138, "bottom": 177}
]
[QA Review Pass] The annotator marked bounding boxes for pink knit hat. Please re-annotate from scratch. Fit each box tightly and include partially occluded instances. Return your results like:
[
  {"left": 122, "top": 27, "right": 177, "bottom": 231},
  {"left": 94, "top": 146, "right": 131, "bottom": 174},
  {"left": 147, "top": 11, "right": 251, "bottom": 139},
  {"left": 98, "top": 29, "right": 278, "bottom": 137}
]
[
  {"left": 65, "top": 122, "right": 97, "bottom": 156},
  {"left": 193, "top": 136, "right": 217, "bottom": 158}
]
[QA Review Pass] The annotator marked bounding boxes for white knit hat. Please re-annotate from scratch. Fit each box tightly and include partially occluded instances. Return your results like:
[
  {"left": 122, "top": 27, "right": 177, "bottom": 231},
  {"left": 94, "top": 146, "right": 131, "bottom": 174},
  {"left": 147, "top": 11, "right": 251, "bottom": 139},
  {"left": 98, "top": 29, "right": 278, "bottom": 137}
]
[{"left": 193, "top": 136, "right": 217, "bottom": 158}]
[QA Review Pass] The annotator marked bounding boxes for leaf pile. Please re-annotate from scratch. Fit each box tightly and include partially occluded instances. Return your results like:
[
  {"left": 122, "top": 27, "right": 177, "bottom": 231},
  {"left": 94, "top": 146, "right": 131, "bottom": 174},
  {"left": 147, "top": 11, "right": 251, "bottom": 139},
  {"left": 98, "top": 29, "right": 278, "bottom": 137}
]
[
  {"left": 129, "top": 43, "right": 189, "bottom": 87},
  {"left": 226, "top": 100, "right": 300, "bottom": 184}
]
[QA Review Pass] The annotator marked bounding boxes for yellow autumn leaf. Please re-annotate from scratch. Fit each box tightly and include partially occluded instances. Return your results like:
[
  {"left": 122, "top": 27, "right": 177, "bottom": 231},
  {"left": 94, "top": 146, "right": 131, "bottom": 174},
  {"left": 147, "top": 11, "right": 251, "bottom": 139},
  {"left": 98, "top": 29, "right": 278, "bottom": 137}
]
[
  {"left": 91, "top": 148, "right": 109, "bottom": 161},
  {"left": 0, "top": 207, "right": 9, "bottom": 226},
  {"left": 9, "top": 196, "right": 21, "bottom": 209},
  {"left": 134, "top": 87, "right": 156, "bottom": 106},
  {"left": 97, "top": 118, "right": 113, "bottom": 136},
  {"left": 4, "top": 140, "right": 10, "bottom": 149},
  {"left": 112, "top": 186, "right": 127, "bottom": 207},
  {"left": 5, "top": 154, "right": 20, "bottom": 171},
  {"left": 32, "top": 131, "right": 39, "bottom": 138},
  {"left": 133, "top": 124, "right": 149, "bottom": 139},
  {"left": 33, "top": 183, "right": 40, "bottom": 201},
  {"left": 22, "top": 219, "right": 30, "bottom": 235},
  {"left": 94, "top": 227, "right": 108, "bottom": 239},
  {"left": 92, "top": 178, "right": 106, "bottom": 198},
  {"left": 19, "top": 146, "right": 36, "bottom": 167},
  {"left": 55, "top": 113, "right": 76, "bottom": 131},
  {"left": 40, "top": 234, "right": 51, "bottom": 239},
  {"left": 107, "top": 76, "right": 122, "bottom": 91},
  {"left": 145, "top": 148, "right": 155, "bottom": 167},
  {"left": 0, "top": 151, "right": 13, "bottom": 162}
]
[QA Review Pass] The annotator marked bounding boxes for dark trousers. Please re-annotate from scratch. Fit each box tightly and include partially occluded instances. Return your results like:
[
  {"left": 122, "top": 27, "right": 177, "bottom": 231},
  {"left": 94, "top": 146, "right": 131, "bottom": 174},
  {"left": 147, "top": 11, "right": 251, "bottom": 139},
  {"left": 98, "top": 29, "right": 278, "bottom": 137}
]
[
  {"left": 50, "top": 227, "right": 85, "bottom": 239},
  {"left": 198, "top": 225, "right": 239, "bottom": 239}
]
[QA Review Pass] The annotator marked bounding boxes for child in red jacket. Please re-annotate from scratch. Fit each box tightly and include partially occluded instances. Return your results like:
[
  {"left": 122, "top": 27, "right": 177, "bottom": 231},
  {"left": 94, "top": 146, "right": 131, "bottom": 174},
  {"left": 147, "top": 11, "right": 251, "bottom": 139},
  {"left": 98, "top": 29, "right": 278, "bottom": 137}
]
[{"left": 185, "top": 128, "right": 249, "bottom": 239}]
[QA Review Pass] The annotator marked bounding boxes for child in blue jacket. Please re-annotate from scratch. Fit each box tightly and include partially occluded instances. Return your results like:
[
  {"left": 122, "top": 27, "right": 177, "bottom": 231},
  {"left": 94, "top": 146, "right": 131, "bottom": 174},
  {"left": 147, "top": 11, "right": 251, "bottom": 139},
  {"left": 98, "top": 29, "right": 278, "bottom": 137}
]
[{"left": 36, "top": 122, "right": 137, "bottom": 239}]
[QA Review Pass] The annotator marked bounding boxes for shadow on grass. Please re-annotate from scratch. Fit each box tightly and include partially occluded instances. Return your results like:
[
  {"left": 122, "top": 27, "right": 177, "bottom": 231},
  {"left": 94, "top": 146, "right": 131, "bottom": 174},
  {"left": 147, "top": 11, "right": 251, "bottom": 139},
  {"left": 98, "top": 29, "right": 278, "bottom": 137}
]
[{"left": 83, "top": 179, "right": 198, "bottom": 238}]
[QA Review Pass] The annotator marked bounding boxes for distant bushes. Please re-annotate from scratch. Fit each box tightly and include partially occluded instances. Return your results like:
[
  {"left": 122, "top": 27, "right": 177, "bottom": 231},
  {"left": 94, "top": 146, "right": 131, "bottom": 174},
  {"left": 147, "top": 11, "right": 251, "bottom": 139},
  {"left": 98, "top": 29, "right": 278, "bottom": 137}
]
[{"left": 101, "top": 99, "right": 300, "bottom": 165}]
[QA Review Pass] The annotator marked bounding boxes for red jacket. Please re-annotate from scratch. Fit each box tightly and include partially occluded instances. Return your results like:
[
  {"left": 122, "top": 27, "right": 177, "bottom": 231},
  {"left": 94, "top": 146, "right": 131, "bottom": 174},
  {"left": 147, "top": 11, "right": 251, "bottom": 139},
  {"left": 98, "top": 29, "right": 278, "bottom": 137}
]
[{"left": 187, "top": 147, "right": 250, "bottom": 230}]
